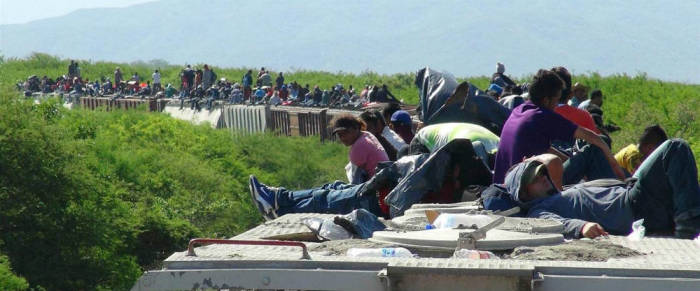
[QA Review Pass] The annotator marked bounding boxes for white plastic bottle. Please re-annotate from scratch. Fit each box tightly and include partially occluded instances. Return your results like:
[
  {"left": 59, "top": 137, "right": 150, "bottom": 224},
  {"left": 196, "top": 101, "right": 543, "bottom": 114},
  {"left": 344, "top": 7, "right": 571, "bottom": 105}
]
[
  {"left": 432, "top": 214, "right": 494, "bottom": 229},
  {"left": 346, "top": 247, "right": 414, "bottom": 258}
]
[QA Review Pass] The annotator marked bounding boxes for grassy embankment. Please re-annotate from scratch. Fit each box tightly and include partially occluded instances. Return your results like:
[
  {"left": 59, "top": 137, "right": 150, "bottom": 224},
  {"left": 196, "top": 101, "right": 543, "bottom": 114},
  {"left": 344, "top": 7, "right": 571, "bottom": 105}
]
[{"left": 0, "top": 53, "right": 698, "bottom": 289}]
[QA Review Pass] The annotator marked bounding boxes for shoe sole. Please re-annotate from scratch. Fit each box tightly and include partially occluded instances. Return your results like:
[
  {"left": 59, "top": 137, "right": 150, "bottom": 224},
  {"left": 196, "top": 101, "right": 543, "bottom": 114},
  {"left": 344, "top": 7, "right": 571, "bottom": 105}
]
[{"left": 249, "top": 175, "right": 274, "bottom": 221}]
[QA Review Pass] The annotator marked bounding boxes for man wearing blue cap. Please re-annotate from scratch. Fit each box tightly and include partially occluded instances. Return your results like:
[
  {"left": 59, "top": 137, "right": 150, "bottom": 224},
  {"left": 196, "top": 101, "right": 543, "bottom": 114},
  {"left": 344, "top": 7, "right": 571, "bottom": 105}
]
[{"left": 390, "top": 110, "right": 414, "bottom": 144}]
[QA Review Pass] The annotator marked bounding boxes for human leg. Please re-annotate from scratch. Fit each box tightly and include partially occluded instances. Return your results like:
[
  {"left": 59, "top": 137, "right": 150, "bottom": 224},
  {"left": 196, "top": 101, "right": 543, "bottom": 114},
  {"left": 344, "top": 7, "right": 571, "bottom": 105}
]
[
  {"left": 563, "top": 144, "right": 616, "bottom": 185},
  {"left": 249, "top": 176, "right": 381, "bottom": 219},
  {"left": 629, "top": 139, "right": 700, "bottom": 237},
  {"left": 276, "top": 183, "right": 380, "bottom": 216}
]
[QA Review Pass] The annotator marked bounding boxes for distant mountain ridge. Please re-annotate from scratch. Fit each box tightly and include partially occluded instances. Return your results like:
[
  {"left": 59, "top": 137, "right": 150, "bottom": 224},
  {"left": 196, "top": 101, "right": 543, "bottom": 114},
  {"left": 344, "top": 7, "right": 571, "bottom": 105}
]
[{"left": 1, "top": 0, "right": 698, "bottom": 83}]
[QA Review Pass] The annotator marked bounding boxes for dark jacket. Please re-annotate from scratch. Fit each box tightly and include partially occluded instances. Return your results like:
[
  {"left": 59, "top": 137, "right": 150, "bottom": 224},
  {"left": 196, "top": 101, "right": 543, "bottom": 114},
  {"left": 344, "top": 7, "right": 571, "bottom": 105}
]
[
  {"left": 415, "top": 67, "right": 511, "bottom": 135},
  {"left": 376, "top": 139, "right": 492, "bottom": 217}
]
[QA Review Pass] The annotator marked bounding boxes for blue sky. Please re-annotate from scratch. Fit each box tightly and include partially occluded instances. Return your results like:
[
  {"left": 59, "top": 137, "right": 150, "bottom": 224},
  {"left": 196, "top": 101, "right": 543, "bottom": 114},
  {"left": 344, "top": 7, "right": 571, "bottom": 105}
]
[{"left": 0, "top": 0, "right": 154, "bottom": 25}]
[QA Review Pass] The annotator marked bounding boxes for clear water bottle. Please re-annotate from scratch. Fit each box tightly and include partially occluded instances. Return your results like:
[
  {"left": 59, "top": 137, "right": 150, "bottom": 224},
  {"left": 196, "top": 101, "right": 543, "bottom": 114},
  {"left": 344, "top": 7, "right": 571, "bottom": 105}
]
[
  {"left": 432, "top": 214, "right": 494, "bottom": 229},
  {"left": 346, "top": 247, "right": 414, "bottom": 258}
]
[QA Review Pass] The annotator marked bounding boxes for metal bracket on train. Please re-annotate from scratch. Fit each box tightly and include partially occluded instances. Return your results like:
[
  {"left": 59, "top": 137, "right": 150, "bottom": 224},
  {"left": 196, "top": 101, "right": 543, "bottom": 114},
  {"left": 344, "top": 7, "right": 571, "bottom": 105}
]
[{"left": 456, "top": 216, "right": 505, "bottom": 250}]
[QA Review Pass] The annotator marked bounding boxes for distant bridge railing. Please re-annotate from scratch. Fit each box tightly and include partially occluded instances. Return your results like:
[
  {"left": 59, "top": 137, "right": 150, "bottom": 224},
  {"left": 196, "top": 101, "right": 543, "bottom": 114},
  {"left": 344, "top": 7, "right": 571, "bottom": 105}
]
[
  {"left": 79, "top": 96, "right": 168, "bottom": 112},
  {"left": 78, "top": 98, "right": 365, "bottom": 142}
]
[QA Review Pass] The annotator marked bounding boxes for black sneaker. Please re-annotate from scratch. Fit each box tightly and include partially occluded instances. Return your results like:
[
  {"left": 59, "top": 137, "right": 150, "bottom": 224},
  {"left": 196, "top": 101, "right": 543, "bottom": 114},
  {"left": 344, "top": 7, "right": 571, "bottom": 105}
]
[
  {"left": 675, "top": 214, "right": 700, "bottom": 239},
  {"left": 249, "top": 175, "right": 278, "bottom": 221}
]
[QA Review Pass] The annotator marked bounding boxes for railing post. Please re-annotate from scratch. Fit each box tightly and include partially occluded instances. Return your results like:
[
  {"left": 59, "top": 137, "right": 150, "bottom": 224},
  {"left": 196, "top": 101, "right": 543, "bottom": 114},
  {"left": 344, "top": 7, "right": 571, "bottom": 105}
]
[{"left": 320, "top": 109, "right": 328, "bottom": 143}]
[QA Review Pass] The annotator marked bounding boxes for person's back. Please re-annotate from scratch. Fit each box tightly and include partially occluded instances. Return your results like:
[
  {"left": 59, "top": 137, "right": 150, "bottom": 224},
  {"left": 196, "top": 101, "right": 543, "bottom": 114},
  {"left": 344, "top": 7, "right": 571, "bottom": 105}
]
[
  {"left": 494, "top": 101, "right": 577, "bottom": 183},
  {"left": 114, "top": 69, "right": 122, "bottom": 84},
  {"left": 577, "top": 99, "right": 591, "bottom": 110},
  {"left": 260, "top": 73, "right": 272, "bottom": 87},
  {"left": 242, "top": 72, "right": 252, "bottom": 87},
  {"left": 554, "top": 105, "right": 600, "bottom": 133},
  {"left": 276, "top": 73, "right": 284, "bottom": 88},
  {"left": 321, "top": 90, "right": 330, "bottom": 105},
  {"left": 202, "top": 67, "right": 214, "bottom": 89},
  {"left": 413, "top": 122, "right": 500, "bottom": 154},
  {"left": 493, "top": 70, "right": 579, "bottom": 183},
  {"left": 254, "top": 88, "right": 265, "bottom": 100},
  {"left": 165, "top": 84, "right": 176, "bottom": 98},
  {"left": 350, "top": 132, "right": 389, "bottom": 177}
]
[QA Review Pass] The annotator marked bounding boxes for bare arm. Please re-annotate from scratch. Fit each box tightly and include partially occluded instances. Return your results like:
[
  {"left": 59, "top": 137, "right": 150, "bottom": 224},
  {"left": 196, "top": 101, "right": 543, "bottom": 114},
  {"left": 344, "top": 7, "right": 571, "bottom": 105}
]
[
  {"left": 547, "top": 147, "right": 569, "bottom": 162},
  {"left": 574, "top": 127, "right": 626, "bottom": 181}
]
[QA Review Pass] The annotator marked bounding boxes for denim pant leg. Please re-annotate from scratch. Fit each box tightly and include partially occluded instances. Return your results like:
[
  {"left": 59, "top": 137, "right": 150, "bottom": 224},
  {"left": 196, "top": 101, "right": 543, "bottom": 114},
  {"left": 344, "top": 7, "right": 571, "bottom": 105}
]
[
  {"left": 321, "top": 181, "right": 356, "bottom": 191},
  {"left": 276, "top": 183, "right": 381, "bottom": 216},
  {"left": 629, "top": 139, "right": 700, "bottom": 230},
  {"left": 563, "top": 144, "right": 616, "bottom": 185}
]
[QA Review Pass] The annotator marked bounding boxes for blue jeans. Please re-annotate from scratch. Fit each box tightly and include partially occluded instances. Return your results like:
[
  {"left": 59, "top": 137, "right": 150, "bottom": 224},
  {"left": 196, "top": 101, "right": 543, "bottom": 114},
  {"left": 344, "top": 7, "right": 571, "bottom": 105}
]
[
  {"left": 628, "top": 139, "right": 700, "bottom": 232},
  {"left": 206, "top": 97, "right": 215, "bottom": 110},
  {"left": 275, "top": 181, "right": 383, "bottom": 217},
  {"left": 563, "top": 144, "right": 616, "bottom": 185}
]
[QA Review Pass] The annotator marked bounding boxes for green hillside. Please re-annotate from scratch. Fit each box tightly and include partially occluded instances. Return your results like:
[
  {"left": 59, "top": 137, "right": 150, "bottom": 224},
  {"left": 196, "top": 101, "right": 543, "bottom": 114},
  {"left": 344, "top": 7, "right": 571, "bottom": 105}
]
[{"left": 0, "top": 54, "right": 698, "bottom": 289}]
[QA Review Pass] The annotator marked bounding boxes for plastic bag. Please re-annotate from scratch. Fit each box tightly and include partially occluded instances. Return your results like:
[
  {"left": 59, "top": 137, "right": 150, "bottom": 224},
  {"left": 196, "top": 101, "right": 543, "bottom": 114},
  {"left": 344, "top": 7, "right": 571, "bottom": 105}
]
[
  {"left": 626, "top": 219, "right": 645, "bottom": 241},
  {"left": 303, "top": 218, "right": 352, "bottom": 241},
  {"left": 452, "top": 249, "right": 499, "bottom": 259}
]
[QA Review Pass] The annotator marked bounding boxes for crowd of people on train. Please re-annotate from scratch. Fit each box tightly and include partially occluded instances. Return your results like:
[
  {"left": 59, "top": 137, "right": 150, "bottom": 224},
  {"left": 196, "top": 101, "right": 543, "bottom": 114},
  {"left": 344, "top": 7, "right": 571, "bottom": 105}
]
[
  {"left": 248, "top": 63, "right": 700, "bottom": 241},
  {"left": 17, "top": 61, "right": 402, "bottom": 111}
]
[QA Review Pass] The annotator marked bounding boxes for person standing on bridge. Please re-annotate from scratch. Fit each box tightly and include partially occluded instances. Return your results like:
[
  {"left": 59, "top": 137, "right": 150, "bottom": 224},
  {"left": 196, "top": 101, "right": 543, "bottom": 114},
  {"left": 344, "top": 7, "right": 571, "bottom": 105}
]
[
  {"left": 275, "top": 72, "right": 285, "bottom": 90},
  {"left": 202, "top": 64, "right": 216, "bottom": 90},
  {"left": 114, "top": 67, "right": 122, "bottom": 92},
  {"left": 242, "top": 70, "right": 253, "bottom": 103},
  {"left": 152, "top": 69, "right": 161, "bottom": 95}
]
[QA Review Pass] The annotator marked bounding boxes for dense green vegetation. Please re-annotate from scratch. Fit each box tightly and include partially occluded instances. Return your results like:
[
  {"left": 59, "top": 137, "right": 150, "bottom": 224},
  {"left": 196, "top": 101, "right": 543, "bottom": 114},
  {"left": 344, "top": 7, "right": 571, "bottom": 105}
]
[{"left": 1, "top": 54, "right": 698, "bottom": 289}]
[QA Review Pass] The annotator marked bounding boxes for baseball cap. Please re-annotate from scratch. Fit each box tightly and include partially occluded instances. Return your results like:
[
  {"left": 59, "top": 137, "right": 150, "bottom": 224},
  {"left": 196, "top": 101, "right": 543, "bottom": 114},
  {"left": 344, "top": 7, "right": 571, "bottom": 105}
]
[{"left": 390, "top": 110, "right": 411, "bottom": 124}]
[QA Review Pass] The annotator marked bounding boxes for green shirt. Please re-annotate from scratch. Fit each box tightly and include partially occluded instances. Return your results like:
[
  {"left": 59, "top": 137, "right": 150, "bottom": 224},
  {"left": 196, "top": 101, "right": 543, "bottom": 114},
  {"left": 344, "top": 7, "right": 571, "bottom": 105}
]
[{"left": 415, "top": 122, "right": 500, "bottom": 153}]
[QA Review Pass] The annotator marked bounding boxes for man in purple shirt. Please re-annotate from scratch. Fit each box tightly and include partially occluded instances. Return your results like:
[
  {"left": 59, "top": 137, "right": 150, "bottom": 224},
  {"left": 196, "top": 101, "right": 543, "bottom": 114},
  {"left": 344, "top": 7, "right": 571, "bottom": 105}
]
[{"left": 493, "top": 69, "right": 625, "bottom": 184}]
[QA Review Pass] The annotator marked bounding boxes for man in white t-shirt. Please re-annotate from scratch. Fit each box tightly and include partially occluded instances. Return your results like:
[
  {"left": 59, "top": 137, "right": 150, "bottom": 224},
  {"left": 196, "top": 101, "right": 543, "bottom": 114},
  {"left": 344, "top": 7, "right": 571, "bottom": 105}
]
[{"left": 152, "top": 69, "right": 161, "bottom": 95}]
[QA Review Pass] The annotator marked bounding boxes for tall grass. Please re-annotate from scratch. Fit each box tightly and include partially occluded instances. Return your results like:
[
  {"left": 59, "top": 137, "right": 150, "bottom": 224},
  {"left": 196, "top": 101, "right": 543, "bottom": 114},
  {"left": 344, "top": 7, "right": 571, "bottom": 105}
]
[{"left": 0, "top": 89, "right": 348, "bottom": 289}]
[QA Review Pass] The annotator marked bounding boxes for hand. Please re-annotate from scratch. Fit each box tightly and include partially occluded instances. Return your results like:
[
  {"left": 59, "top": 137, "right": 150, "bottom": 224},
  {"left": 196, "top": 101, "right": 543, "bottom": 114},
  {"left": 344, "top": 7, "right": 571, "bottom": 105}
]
[{"left": 581, "top": 222, "right": 609, "bottom": 239}]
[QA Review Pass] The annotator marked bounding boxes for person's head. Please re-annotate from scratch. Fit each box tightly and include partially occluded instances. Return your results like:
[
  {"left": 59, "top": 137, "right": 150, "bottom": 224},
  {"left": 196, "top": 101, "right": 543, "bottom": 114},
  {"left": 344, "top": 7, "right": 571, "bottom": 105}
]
[
  {"left": 247, "top": 69, "right": 252, "bottom": 74},
  {"left": 638, "top": 124, "right": 668, "bottom": 158},
  {"left": 332, "top": 115, "right": 365, "bottom": 146},
  {"left": 155, "top": 69, "right": 159, "bottom": 73},
  {"left": 520, "top": 162, "right": 555, "bottom": 202},
  {"left": 528, "top": 69, "right": 564, "bottom": 110},
  {"left": 204, "top": 64, "right": 209, "bottom": 70},
  {"left": 390, "top": 110, "right": 411, "bottom": 128},
  {"left": 550, "top": 66, "right": 572, "bottom": 103},
  {"left": 497, "top": 62, "right": 505, "bottom": 74},
  {"left": 572, "top": 82, "right": 587, "bottom": 99},
  {"left": 590, "top": 89, "right": 603, "bottom": 107},
  {"left": 359, "top": 110, "right": 384, "bottom": 136},
  {"left": 382, "top": 84, "right": 387, "bottom": 89},
  {"left": 382, "top": 103, "right": 401, "bottom": 124},
  {"left": 260, "top": 67, "right": 265, "bottom": 71}
]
